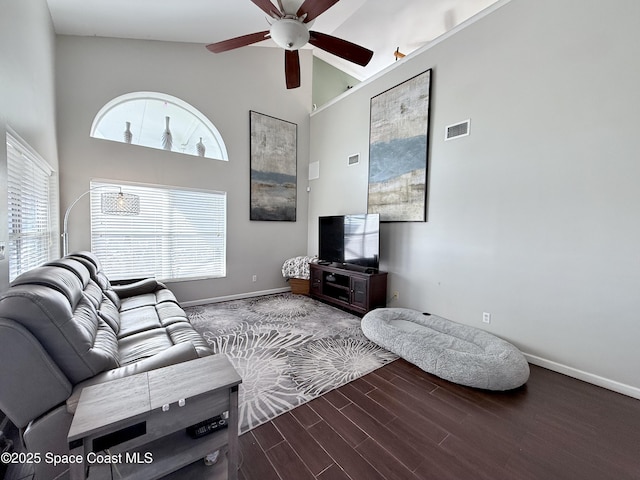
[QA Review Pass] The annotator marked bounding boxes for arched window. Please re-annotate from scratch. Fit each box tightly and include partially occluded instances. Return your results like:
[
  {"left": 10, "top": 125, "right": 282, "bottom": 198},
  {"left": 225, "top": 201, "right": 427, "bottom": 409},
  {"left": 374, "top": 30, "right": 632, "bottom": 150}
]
[{"left": 90, "top": 92, "right": 228, "bottom": 161}]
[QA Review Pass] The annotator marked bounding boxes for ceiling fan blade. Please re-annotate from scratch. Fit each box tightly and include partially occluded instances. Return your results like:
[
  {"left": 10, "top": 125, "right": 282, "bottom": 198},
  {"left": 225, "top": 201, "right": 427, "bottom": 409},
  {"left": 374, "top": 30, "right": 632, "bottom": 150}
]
[
  {"left": 297, "top": 0, "right": 340, "bottom": 23},
  {"left": 309, "top": 31, "right": 373, "bottom": 66},
  {"left": 284, "top": 50, "right": 301, "bottom": 89},
  {"left": 206, "top": 30, "right": 270, "bottom": 53},
  {"left": 250, "top": 0, "right": 282, "bottom": 17}
]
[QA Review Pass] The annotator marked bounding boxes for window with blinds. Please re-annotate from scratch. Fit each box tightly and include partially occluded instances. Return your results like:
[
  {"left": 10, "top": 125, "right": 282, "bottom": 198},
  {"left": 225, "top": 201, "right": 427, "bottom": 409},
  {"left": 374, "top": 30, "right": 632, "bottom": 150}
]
[
  {"left": 6, "top": 131, "right": 57, "bottom": 281},
  {"left": 90, "top": 180, "right": 226, "bottom": 281}
]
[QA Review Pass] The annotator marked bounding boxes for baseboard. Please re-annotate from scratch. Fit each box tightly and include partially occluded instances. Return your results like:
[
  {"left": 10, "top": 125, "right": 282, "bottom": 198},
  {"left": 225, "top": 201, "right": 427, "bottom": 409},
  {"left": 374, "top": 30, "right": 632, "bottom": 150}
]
[
  {"left": 524, "top": 353, "right": 640, "bottom": 400},
  {"left": 179, "top": 293, "right": 640, "bottom": 401},
  {"left": 180, "top": 287, "right": 291, "bottom": 308}
]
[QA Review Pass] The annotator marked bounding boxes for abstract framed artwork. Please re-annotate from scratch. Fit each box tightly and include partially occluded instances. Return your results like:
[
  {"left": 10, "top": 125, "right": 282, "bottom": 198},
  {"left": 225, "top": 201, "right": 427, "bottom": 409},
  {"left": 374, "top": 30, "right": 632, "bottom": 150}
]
[
  {"left": 368, "top": 69, "right": 431, "bottom": 222},
  {"left": 250, "top": 111, "right": 297, "bottom": 221}
]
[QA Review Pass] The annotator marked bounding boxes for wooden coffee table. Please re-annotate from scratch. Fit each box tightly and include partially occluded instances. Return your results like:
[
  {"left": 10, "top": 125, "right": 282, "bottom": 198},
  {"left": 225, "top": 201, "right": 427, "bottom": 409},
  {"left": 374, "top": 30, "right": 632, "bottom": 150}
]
[{"left": 67, "top": 354, "right": 242, "bottom": 480}]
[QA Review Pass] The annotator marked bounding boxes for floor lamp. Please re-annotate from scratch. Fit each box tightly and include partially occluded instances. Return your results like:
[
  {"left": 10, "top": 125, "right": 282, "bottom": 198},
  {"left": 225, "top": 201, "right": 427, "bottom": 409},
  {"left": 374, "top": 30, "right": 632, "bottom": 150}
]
[{"left": 62, "top": 186, "right": 140, "bottom": 256}]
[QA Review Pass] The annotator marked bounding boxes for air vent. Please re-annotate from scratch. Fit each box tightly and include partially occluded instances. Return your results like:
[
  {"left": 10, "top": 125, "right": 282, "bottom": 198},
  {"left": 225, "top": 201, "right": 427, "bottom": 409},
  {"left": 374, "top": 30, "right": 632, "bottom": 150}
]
[
  {"left": 348, "top": 153, "right": 360, "bottom": 166},
  {"left": 445, "top": 119, "right": 470, "bottom": 141}
]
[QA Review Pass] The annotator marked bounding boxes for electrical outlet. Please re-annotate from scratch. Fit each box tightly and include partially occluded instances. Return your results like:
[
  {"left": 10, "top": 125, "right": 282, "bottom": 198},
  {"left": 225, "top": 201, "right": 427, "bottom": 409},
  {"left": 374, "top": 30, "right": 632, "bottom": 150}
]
[
  {"left": 482, "top": 312, "right": 491, "bottom": 324},
  {"left": 252, "top": 275, "right": 257, "bottom": 282}
]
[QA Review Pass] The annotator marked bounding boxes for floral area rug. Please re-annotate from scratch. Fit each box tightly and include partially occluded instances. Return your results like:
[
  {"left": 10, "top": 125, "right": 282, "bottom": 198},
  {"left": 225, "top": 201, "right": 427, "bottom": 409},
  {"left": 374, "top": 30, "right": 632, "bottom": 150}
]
[{"left": 185, "top": 293, "right": 397, "bottom": 434}]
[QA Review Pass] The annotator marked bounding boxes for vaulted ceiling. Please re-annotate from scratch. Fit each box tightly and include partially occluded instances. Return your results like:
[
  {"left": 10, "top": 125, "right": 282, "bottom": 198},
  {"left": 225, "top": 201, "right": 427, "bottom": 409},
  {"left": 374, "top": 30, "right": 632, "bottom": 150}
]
[{"left": 46, "top": 0, "right": 498, "bottom": 81}]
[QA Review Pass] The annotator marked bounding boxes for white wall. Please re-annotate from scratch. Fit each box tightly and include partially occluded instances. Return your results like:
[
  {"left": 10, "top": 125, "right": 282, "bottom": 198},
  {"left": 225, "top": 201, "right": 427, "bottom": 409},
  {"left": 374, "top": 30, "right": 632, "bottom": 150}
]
[
  {"left": 0, "top": 0, "right": 59, "bottom": 292},
  {"left": 308, "top": 0, "right": 640, "bottom": 397},
  {"left": 56, "top": 36, "right": 312, "bottom": 304},
  {"left": 312, "top": 57, "right": 360, "bottom": 110}
]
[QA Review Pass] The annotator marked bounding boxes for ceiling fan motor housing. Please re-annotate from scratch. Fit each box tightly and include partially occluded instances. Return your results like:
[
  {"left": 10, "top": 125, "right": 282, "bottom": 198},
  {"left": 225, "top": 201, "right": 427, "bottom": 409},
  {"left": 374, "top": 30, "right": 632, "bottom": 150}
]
[{"left": 270, "top": 18, "right": 310, "bottom": 50}]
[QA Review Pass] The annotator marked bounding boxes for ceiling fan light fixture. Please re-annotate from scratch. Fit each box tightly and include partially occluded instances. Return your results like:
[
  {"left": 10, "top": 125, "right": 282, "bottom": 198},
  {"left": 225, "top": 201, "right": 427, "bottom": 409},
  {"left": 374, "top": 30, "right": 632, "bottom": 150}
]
[
  {"left": 270, "top": 18, "right": 309, "bottom": 50},
  {"left": 205, "top": 0, "right": 373, "bottom": 89}
]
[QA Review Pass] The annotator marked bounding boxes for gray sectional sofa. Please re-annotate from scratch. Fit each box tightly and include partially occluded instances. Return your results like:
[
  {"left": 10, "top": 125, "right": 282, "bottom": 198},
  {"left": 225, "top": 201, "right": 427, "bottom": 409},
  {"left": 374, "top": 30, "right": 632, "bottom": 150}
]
[{"left": 0, "top": 251, "right": 213, "bottom": 479}]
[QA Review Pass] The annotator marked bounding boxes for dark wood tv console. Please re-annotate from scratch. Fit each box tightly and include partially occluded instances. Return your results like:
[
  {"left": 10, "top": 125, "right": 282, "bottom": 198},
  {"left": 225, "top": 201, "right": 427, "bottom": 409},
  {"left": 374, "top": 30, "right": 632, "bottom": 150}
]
[{"left": 309, "top": 263, "right": 387, "bottom": 315}]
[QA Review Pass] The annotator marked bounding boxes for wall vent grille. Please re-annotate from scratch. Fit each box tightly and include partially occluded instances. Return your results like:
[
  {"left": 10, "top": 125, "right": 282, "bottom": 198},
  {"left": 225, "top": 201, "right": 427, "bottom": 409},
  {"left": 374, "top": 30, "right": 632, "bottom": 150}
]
[
  {"left": 348, "top": 153, "right": 360, "bottom": 166},
  {"left": 445, "top": 119, "right": 470, "bottom": 141}
]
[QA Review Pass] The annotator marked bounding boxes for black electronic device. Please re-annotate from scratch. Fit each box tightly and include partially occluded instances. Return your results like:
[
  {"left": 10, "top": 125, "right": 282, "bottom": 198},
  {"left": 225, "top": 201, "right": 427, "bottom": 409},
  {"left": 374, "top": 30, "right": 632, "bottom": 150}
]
[
  {"left": 93, "top": 422, "right": 146, "bottom": 452},
  {"left": 318, "top": 214, "right": 380, "bottom": 271},
  {"left": 186, "top": 414, "right": 228, "bottom": 439}
]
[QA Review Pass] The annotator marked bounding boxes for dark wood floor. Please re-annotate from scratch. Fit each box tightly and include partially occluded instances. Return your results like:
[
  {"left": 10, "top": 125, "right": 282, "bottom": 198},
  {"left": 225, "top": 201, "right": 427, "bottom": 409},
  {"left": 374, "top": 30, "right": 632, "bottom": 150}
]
[
  {"left": 234, "top": 359, "right": 640, "bottom": 480},
  {"left": 6, "top": 359, "right": 640, "bottom": 479}
]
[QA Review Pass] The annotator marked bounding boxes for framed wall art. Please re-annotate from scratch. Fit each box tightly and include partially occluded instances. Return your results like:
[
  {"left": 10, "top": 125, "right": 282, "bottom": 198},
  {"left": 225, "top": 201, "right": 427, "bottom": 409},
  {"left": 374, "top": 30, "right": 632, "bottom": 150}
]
[
  {"left": 368, "top": 69, "right": 431, "bottom": 222},
  {"left": 250, "top": 111, "right": 297, "bottom": 221}
]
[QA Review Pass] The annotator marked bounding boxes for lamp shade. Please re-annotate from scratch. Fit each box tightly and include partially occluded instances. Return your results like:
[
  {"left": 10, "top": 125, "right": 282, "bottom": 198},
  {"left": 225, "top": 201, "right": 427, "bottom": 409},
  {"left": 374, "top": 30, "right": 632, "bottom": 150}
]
[
  {"left": 62, "top": 186, "right": 140, "bottom": 256},
  {"left": 101, "top": 192, "right": 140, "bottom": 215}
]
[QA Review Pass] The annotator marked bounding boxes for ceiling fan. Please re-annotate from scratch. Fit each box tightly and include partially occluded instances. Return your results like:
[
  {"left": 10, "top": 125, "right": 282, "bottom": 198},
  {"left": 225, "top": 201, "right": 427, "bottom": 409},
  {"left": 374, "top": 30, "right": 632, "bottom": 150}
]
[{"left": 206, "top": 0, "right": 374, "bottom": 89}]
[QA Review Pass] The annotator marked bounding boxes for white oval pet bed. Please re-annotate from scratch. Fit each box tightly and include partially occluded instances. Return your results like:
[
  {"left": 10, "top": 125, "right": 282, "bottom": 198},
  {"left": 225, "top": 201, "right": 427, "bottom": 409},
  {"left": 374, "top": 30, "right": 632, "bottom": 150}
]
[{"left": 361, "top": 308, "right": 529, "bottom": 390}]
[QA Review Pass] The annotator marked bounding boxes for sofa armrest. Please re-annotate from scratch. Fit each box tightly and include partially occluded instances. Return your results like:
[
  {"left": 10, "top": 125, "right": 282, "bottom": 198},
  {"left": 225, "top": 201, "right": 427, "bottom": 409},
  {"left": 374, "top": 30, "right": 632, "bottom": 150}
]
[
  {"left": 0, "top": 320, "right": 72, "bottom": 428},
  {"left": 66, "top": 342, "right": 201, "bottom": 414},
  {"left": 112, "top": 278, "right": 167, "bottom": 299}
]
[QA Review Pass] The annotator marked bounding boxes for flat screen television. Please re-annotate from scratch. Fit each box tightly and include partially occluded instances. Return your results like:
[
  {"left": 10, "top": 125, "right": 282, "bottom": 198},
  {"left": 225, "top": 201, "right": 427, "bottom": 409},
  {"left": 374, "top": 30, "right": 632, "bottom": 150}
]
[{"left": 318, "top": 214, "right": 380, "bottom": 271}]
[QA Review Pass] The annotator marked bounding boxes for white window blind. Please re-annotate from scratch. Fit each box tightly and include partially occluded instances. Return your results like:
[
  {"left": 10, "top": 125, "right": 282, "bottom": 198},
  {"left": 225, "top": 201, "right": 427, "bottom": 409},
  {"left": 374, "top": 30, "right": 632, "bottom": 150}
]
[
  {"left": 6, "top": 131, "right": 57, "bottom": 281},
  {"left": 90, "top": 180, "right": 226, "bottom": 281}
]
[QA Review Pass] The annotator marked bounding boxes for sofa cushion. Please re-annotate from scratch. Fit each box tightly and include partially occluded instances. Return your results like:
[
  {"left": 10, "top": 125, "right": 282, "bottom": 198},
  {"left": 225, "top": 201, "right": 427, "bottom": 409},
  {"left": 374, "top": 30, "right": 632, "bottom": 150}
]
[
  {"left": 69, "top": 251, "right": 122, "bottom": 309},
  {"left": 119, "top": 290, "right": 179, "bottom": 312},
  {"left": 2, "top": 267, "right": 120, "bottom": 384},
  {"left": 118, "top": 320, "right": 211, "bottom": 364},
  {"left": 47, "top": 257, "right": 121, "bottom": 334},
  {"left": 118, "top": 300, "right": 189, "bottom": 336},
  {"left": 166, "top": 322, "right": 212, "bottom": 357},
  {"left": 11, "top": 264, "right": 84, "bottom": 305},
  {"left": 118, "top": 306, "right": 166, "bottom": 338},
  {"left": 73, "top": 296, "right": 120, "bottom": 370},
  {"left": 156, "top": 301, "right": 190, "bottom": 326},
  {"left": 118, "top": 328, "right": 175, "bottom": 365},
  {"left": 97, "top": 295, "right": 121, "bottom": 333}
]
